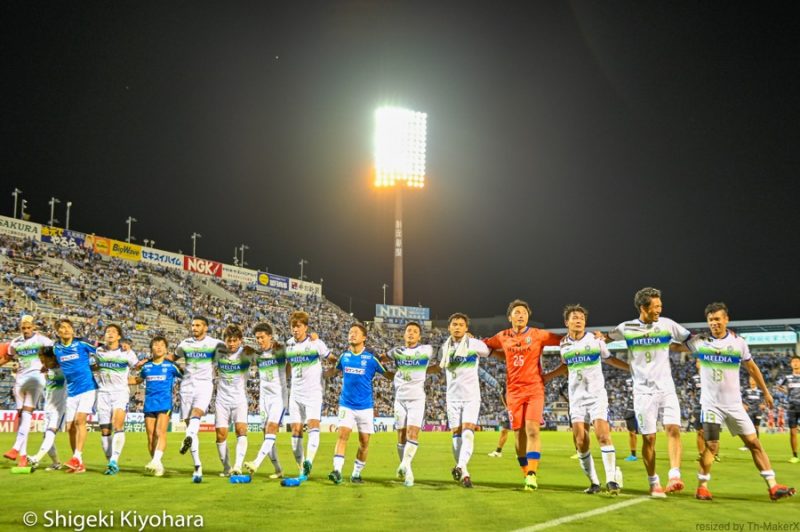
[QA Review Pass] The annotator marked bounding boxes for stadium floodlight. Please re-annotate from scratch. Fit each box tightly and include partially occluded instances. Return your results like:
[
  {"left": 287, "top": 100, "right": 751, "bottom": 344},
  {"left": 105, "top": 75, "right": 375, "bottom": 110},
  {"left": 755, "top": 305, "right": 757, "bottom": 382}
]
[
  {"left": 11, "top": 188, "right": 22, "bottom": 219},
  {"left": 298, "top": 258, "right": 309, "bottom": 281},
  {"left": 65, "top": 201, "right": 72, "bottom": 230},
  {"left": 374, "top": 106, "right": 427, "bottom": 189},
  {"left": 48, "top": 197, "right": 61, "bottom": 226},
  {"left": 191, "top": 232, "right": 202, "bottom": 257},
  {"left": 125, "top": 216, "right": 138, "bottom": 243},
  {"left": 373, "top": 106, "right": 427, "bottom": 306}
]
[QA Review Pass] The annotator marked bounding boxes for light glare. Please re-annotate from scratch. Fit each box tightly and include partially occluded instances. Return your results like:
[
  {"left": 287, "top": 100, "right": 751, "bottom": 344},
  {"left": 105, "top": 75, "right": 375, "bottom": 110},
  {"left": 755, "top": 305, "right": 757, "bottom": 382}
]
[{"left": 374, "top": 106, "right": 427, "bottom": 188}]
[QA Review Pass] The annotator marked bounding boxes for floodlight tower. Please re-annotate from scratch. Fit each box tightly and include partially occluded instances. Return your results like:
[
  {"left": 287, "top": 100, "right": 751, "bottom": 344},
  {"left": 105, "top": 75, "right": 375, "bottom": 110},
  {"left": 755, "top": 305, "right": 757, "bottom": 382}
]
[{"left": 374, "top": 106, "right": 427, "bottom": 306}]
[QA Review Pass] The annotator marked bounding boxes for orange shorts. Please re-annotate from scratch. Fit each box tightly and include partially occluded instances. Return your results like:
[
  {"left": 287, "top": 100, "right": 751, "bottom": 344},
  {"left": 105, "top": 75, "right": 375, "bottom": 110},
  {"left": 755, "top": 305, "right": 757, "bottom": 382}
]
[{"left": 507, "top": 393, "right": 544, "bottom": 431}]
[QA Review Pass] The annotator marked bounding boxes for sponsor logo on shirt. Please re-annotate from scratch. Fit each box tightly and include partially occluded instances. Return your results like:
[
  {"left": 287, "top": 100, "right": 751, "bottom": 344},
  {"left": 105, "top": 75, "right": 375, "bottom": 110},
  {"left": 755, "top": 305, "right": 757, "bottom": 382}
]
[
  {"left": 344, "top": 367, "right": 366, "bottom": 375},
  {"left": 630, "top": 337, "right": 664, "bottom": 346},
  {"left": 701, "top": 354, "right": 738, "bottom": 364}
]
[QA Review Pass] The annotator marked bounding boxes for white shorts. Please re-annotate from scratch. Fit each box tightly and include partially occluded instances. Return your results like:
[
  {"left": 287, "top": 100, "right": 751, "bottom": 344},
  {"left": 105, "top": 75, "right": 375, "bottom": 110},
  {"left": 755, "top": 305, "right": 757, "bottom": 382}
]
[
  {"left": 634, "top": 391, "right": 681, "bottom": 435},
  {"left": 337, "top": 406, "right": 374, "bottom": 434},
  {"left": 394, "top": 398, "right": 425, "bottom": 429},
  {"left": 287, "top": 393, "right": 322, "bottom": 425},
  {"left": 14, "top": 373, "right": 45, "bottom": 410},
  {"left": 44, "top": 403, "right": 66, "bottom": 432},
  {"left": 179, "top": 380, "right": 213, "bottom": 419},
  {"left": 65, "top": 389, "right": 97, "bottom": 423},
  {"left": 570, "top": 395, "right": 609, "bottom": 424},
  {"left": 215, "top": 401, "right": 248, "bottom": 428},
  {"left": 701, "top": 403, "right": 756, "bottom": 437},
  {"left": 447, "top": 399, "right": 481, "bottom": 429},
  {"left": 259, "top": 395, "right": 286, "bottom": 426},
  {"left": 97, "top": 391, "right": 129, "bottom": 425}
]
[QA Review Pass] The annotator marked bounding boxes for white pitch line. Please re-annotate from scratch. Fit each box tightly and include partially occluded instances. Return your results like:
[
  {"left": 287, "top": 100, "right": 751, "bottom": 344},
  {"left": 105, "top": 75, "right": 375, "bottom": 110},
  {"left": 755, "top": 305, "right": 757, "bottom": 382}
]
[{"left": 510, "top": 497, "right": 650, "bottom": 532}]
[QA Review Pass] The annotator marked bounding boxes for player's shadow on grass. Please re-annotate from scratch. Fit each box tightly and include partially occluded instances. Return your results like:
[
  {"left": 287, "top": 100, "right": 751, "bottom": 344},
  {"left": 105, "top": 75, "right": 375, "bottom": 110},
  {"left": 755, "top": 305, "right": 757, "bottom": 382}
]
[{"left": 353, "top": 478, "right": 623, "bottom": 493}]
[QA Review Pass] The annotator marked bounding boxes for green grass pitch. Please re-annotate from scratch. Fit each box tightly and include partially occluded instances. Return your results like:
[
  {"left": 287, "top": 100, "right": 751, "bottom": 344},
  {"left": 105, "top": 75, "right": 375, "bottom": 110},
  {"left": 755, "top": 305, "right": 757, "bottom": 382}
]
[{"left": 1, "top": 431, "right": 797, "bottom": 531}]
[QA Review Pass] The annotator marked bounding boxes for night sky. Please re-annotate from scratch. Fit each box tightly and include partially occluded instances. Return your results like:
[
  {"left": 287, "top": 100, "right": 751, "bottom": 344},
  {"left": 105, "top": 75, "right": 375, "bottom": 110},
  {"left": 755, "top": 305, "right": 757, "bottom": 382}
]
[{"left": 3, "top": 2, "right": 799, "bottom": 326}]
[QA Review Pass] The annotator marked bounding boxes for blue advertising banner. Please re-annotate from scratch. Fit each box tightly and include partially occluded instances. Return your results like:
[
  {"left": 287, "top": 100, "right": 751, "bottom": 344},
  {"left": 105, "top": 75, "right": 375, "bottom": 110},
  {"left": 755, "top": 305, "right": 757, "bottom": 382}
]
[
  {"left": 41, "top": 226, "right": 86, "bottom": 249},
  {"left": 257, "top": 272, "right": 289, "bottom": 291},
  {"left": 375, "top": 304, "right": 430, "bottom": 325},
  {"left": 740, "top": 331, "right": 797, "bottom": 346}
]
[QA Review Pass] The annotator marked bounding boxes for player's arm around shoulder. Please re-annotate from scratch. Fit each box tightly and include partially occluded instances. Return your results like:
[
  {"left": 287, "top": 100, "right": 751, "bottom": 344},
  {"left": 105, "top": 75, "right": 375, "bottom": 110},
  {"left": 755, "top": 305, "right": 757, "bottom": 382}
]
[
  {"left": 604, "top": 356, "right": 630, "bottom": 372},
  {"left": 242, "top": 345, "right": 258, "bottom": 360},
  {"left": 482, "top": 332, "right": 506, "bottom": 360},
  {"left": 599, "top": 340, "right": 630, "bottom": 371},
  {"left": 129, "top": 363, "right": 145, "bottom": 385},
  {"left": 543, "top": 362, "right": 567, "bottom": 382},
  {"left": 378, "top": 347, "right": 394, "bottom": 365},
  {"left": 471, "top": 338, "right": 491, "bottom": 357},
  {"left": 323, "top": 353, "right": 342, "bottom": 379},
  {"left": 374, "top": 354, "right": 394, "bottom": 380},
  {"left": 539, "top": 328, "right": 562, "bottom": 347},
  {"left": 591, "top": 330, "right": 609, "bottom": 343},
  {"left": 214, "top": 341, "right": 229, "bottom": 359},
  {"left": 168, "top": 342, "right": 185, "bottom": 362},
  {"left": 322, "top": 343, "right": 338, "bottom": 374},
  {"left": 127, "top": 349, "right": 142, "bottom": 368},
  {"left": 1, "top": 339, "right": 19, "bottom": 364},
  {"left": 169, "top": 360, "right": 184, "bottom": 379},
  {"left": 605, "top": 323, "right": 628, "bottom": 343},
  {"left": 667, "top": 318, "right": 692, "bottom": 351},
  {"left": 90, "top": 348, "right": 102, "bottom": 372},
  {"left": 424, "top": 345, "right": 442, "bottom": 374},
  {"left": 669, "top": 330, "right": 694, "bottom": 354}
]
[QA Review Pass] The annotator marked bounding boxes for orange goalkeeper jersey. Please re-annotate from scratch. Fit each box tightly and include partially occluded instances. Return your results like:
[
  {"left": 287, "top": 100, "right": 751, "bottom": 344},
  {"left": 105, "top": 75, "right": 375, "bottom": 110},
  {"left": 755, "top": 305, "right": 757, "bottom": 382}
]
[{"left": 484, "top": 327, "right": 561, "bottom": 400}]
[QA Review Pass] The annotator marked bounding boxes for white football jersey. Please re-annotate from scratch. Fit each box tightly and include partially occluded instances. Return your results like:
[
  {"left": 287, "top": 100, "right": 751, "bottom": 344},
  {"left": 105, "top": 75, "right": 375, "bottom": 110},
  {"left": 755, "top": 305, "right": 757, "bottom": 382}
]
[
  {"left": 687, "top": 332, "right": 751, "bottom": 408},
  {"left": 215, "top": 346, "right": 253, "bottom": 405},
  {"left": 175, "top": 335, "right": 225, "bottom": 382},
  {"left": 609, "top": 317, "right": 689, "bottom": 394},
  {"left": 387, "top": 344, "right": 435, "bottom": 401},
  {"left": 9, "top": 333, "right": 53, "bottom": 379},
  {"left": 559, "top": 332, "right": 612, "bottom": 405},
  {"left": 95, "top": 347, "right": 139, "bottom": 394},
  {"left": 286, "top": 336, "right": 330, "bottom": 402},
  {"left": 442, "top": 338, "right": 490, "bottom": 402},
  {"left": 257, "top": 348, "right": 288, "bottom": 402}
]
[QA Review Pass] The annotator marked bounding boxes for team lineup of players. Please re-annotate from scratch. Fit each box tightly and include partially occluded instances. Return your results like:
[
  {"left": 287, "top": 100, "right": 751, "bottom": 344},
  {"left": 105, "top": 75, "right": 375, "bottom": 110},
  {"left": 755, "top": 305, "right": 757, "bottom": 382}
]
[{"left": 1, "top": 286, "right": 798, "bottom": 501}]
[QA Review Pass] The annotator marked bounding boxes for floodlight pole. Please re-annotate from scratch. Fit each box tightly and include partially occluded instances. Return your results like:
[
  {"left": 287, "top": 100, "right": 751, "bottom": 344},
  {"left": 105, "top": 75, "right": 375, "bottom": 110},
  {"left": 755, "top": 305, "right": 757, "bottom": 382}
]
[
  {"left": 48, "top": 197, "right": 61, "bottom": 226},
  {"left": 191, "top": 233, "right": 202, "bottom": 257},
  {"left": 125, "top": 216, "right": 137, "bottom": 243},
  {"left": 299, "top": 258, "right": 308, "bottom": 281},
  {"left": 11, "top": 188, "right": 22, "bottom": 219},
  {"left": 393, "top": 188, "right": 403, "bottom": 305}
]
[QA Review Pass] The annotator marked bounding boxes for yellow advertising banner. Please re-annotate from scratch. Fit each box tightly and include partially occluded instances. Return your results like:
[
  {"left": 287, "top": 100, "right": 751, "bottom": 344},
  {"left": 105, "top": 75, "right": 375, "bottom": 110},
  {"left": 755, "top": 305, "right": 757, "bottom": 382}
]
[
  {"left": 92, "top": 236, "right": 111, "bottom": 255},
  {"left": 110, "top": 240, "right": 142, "bottom": 262}
]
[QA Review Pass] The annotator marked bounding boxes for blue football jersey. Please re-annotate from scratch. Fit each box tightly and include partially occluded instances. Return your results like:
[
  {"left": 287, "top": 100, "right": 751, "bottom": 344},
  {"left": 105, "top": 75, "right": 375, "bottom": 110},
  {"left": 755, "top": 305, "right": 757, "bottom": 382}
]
[
  {"left": 54, "top": 340, "right": 98, "bottom": 397},
  {"left": 140, "top": 360, "right": 181, "bottom": 413},
  {"left": 336, "top": 349, "right": 385, "bottom": 410}
]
